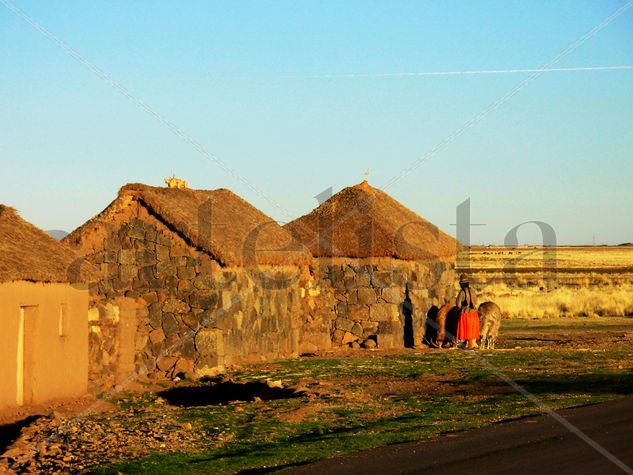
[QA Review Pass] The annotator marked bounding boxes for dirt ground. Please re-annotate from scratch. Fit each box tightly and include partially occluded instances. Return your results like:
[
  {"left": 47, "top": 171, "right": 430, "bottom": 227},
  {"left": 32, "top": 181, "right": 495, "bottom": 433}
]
[{"left": 1, "top": 317, "right": 632, "bottom": 474}]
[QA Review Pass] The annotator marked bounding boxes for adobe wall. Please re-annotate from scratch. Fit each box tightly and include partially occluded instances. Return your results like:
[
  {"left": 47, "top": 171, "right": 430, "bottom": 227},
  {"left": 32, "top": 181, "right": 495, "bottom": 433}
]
[
  {"left": 315, "top": 257, "right": 455, "bottom": 349},
  {"left": 73, "top": 201, "right": 332, "bottom": 392},
  {"left": 0, "top": 282, "right": 88, "bottom": 410}
]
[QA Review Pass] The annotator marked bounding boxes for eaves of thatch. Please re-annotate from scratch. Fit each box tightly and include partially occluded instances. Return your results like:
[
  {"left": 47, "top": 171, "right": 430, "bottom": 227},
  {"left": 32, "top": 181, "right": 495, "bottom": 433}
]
[{"left": 0, "top": 205, "right": 86, "bottom": 284}]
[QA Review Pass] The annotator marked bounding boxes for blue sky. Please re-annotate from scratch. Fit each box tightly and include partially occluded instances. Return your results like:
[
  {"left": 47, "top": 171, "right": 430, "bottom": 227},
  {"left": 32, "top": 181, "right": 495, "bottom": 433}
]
[{"left": 1, "top": 0, "right": 632, "bottom": 244}]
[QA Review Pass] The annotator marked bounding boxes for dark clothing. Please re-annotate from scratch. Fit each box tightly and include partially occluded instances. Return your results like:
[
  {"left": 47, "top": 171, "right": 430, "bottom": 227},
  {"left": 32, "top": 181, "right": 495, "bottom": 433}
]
[{"left": 456, "top": 287, "right": 478, "bottom": 310}]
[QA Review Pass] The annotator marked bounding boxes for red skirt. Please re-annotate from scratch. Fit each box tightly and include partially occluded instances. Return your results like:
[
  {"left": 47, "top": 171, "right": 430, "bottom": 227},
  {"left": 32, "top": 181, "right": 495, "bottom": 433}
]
[{"left": 457, "top": 310, "right": 480, "bottom": 340}]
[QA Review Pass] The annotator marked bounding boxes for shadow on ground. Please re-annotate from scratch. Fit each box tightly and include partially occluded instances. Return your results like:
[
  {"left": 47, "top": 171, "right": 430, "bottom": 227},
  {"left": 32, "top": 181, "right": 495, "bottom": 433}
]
[
  {"left": 0, "top": 415, "right": 41, "bottom": 453},
  {"left": 158, "top": 381, "right": 305, "bottom": 407},
  {"left": 517, "top": 372, "right": 633, "bottom": 396},
  {"left": 237, "top": 460, "right": 311, "bottom": 474}
]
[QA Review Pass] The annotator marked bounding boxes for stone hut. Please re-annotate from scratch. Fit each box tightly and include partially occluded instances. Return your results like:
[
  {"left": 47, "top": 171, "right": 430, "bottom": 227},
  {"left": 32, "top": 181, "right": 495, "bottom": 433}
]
[
  {"left": 63, "top": 183, "right": 320, "bottom": 390},
  {"left": 285, "top": 181, "right": 459, "bottom": 349},
  {"left": 0, "top": 205, "right": 88, "bottom": 410}
]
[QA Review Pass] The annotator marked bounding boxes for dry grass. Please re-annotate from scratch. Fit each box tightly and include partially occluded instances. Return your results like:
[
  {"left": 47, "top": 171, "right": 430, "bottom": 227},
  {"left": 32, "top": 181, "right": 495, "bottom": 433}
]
[
  {"left": 463, "top": 246, "right": 633, "bottom": 270},
  {"left": 0, "top": 205, "right": 86, "bottom": 283},
  {"left": 285, "top": 181, "right": 459, "bottom": 260},
  {"left": 65, "top": 183, "right": 312, "bottom": 267},
  {"left": 478, "top": 282, "right": 633, "bottom": 318},
  {"left": 461, "top": 246, "right": 633, "bottom": 319}
]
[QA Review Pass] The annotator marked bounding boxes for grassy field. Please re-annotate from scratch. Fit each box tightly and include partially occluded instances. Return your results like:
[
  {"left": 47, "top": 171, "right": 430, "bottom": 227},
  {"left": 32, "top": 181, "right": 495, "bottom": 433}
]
[
  {"left": 461, "top": 246, "right": 633, "bottom": 318},
  {"left": 80, "top": 317, "right": 633, "bottom": 474}
]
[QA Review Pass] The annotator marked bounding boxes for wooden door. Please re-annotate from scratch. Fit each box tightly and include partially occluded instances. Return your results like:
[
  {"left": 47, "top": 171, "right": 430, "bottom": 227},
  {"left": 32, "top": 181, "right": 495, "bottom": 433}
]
[{"left": 17, "top": 306, "right": 38, "bottom": 405}]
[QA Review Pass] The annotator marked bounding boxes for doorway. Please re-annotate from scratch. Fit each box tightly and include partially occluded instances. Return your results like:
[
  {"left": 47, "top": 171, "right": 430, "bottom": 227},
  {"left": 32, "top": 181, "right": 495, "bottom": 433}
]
[{"left": 17, "top": 306, "right": 38, "bottom": 406}]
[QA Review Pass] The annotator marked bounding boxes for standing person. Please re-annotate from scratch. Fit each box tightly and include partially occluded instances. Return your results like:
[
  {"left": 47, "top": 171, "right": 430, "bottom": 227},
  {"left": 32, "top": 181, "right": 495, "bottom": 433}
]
[{"left": 456, "top": 273, "right": 479, "bottom": 349}]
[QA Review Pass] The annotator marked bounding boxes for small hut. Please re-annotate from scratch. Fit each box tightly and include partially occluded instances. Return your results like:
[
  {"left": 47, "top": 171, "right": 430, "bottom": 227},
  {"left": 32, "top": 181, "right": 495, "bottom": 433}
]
[
  {"left": 285, "top": 180, "right": 459, "bottom": 349},
  {"left": 64, "top": 183, "right": 316, "bottom": 390},
  {"left": 0, "top": 205, "right": 88, "bottom": 410}
]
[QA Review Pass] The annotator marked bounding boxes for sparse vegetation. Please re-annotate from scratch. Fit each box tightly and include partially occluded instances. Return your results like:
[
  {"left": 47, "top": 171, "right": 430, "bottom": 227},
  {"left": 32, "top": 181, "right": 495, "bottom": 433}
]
[{"left": 80, "top": 317, "right": 633, "bottom": 474}]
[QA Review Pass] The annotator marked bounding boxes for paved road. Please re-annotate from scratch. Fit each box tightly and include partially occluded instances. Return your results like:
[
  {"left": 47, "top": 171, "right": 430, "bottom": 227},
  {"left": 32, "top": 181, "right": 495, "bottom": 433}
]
[{"left": 286, "top": 397, "right": 633, "bottom": 475}]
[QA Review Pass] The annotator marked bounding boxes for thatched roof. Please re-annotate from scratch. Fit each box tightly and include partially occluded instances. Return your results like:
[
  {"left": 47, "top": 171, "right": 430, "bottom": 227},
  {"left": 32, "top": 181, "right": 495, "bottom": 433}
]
[
  {"left": 285, "top": 181, "right": 460, "bottom": 260},
  {"left": 0, "top": 205, "right": 84, "bottom": 283},
  {"left": 65, "top": 184, "right": 311, "bottom": 267}
]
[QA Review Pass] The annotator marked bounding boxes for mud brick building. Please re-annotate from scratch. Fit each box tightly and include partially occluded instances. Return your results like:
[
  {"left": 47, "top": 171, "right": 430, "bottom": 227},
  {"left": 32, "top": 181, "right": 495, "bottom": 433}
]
[
  {"left": 285, "top": 181, "right": 459, "bottom": 349},
  {"left": 63, "top": 183, "right": 327, "bottom": 391},
  {"left": 0, "top": 205, "right": 89, "bottom": 410}
]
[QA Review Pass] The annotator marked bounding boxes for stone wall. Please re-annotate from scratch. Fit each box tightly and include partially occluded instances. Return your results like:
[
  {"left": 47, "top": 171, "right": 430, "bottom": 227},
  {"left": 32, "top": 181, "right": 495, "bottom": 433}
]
[
  {"left": 315, "top": 257, "right": 455, "bottom": 349},
  {"left": 70, "top": 200, "right": 454, "bottom": 391},
  {"left": 75, "top": 201, "right": 332, "bottom": 392}
]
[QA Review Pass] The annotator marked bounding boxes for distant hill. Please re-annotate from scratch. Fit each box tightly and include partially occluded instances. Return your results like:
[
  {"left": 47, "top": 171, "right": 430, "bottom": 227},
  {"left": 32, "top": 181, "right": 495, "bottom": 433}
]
[
  {"left": 618, "top": 243, "right": 633, "bottom": 247},
  {"left": 46, "top": 230, "right": 69, "bottom": 240}
]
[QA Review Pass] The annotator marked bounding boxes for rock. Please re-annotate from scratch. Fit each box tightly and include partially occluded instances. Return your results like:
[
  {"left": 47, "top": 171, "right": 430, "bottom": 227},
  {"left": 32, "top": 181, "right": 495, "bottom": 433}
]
[
  {"left": 180, "top": 337, "right": 196, "bottom": 359},
  {"left": 165, "top": 333, "right": 181, "bottom": 349},
  {"left": 156, "top": 261, "right": 177, "bottom": 277},
  {"left": 164, "top": 275, "right": 179, "bottom": 292},
  {"left": 178, "top": 279, "right": 194, "bottom": 292},
  {"left": 156, "top": 234, "right": 173, "bottom": 248},
  {"left": 381, "top": 287, "right": 402, "bottom": 304},
  {"left": 335, "top": 317, "right": 354, "bottom": 332},
  {"left": 119, "top": 249, "right": 136, "bottom": 265},
  {"left": 156, "top": 356, "right": 178, "bottom": 371},
  {"left": 350, "top": 322, "right": 363, "bottom": 337},
  {"left": 190, "top": 290, "right": 218, "bottom": 309},
  {"left": 136, "top": 250, "right": 157, "bottom": 266},
  {"left": 369, "top": 303, "right": 399, "bottom": 322},
  {"left": 177, "top": 266, "right": 196, "bottom": 280},
  {"left": 149, "top": 328, "right": 165, "bottom": 345},
  {"left": 141, "top": 291, "right": 158, "bottom": 305},
  {"left": 356, "top": 272, "right": 371, "bottom": 287},
  {"left": 350, "top": 341, "right": 361, "bottom": 349},
  {"left": 135, "top": 333, "right": 149, "bottom": 351},
  {"left": 162, "top": 299, "right": 190, "bottom": 314},
  {"left": 335, "top": 302, "right": 348, "bottom": 318},
  {"left": 342, "top": 332, "right": 359, "bottom": 344},
  {"left": 162, "top": 314, "right": 180, "bottom": 337},
  {"left": 173, "top": 358, "right": 194, "bottom": 375},
  {"left": 362, "top": 321, "right": 379, "bottom": 332},
  {"left": 361, "top": 338, "right": 377, "bottom": 349},
  {"left": 371, "top": 271, "right": 393, "bottom": 288},
  {"left": 348, "top": 305, "right": 370, "bottom": 321},
  {"left": 357, "top": 288, "right": 377, "bottom": 305},
  {"left": 102, "top": 250, "right": 117, "bottom": 264},
  {"left": 156, "top": 244, "right": 170, "bottom": 261},
  {"left": 119, "top": 264, "right": 138, "bottom": 282},
  {"left": 181, "top": 313, "right": 199, "bottom": 330},
  {"left": 138, "top": 266, "right": 156, "bottom": 281}
]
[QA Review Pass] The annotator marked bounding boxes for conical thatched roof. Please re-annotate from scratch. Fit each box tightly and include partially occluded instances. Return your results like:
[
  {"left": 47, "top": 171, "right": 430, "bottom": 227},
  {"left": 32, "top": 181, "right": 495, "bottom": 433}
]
[
  {"left": 0, "top": 205, "right": 84, "bottom": 283},
  {"left": 64, "top": 184, "right": 311, "bottom": 267},
  {"left": 285, "top": 181, "right": 459, "bottom": 260}
]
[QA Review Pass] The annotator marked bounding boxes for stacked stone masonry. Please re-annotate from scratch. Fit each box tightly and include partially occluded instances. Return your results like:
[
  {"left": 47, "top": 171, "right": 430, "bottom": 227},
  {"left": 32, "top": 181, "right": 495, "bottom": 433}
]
[
  {"left": 81, "top": 202, "right": 333, "bottom": 392},
  {"left": 317, "top": 257, "right": 455, "bottom": 350},
  {"left": 78, "top": 202, "right": 454, "bottom": 392}
]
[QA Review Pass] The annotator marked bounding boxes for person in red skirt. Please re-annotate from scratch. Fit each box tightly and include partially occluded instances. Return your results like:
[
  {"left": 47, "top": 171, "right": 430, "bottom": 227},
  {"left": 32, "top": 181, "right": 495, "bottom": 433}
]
[{"left": 456, "top": 273, "right": 480, "bottom": 349}]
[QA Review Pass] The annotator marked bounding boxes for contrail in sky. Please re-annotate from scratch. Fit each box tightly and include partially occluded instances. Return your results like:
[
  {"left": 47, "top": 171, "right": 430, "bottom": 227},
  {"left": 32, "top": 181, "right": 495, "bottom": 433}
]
[{"left": 283, "top": 65, "right": 633, "bottom": 79}]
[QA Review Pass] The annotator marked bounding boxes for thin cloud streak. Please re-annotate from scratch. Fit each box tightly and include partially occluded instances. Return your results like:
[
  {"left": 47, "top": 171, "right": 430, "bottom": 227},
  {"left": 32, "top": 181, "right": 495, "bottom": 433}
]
[{"left": 280, "top": 65, "right": 633, "bottom": 79}]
